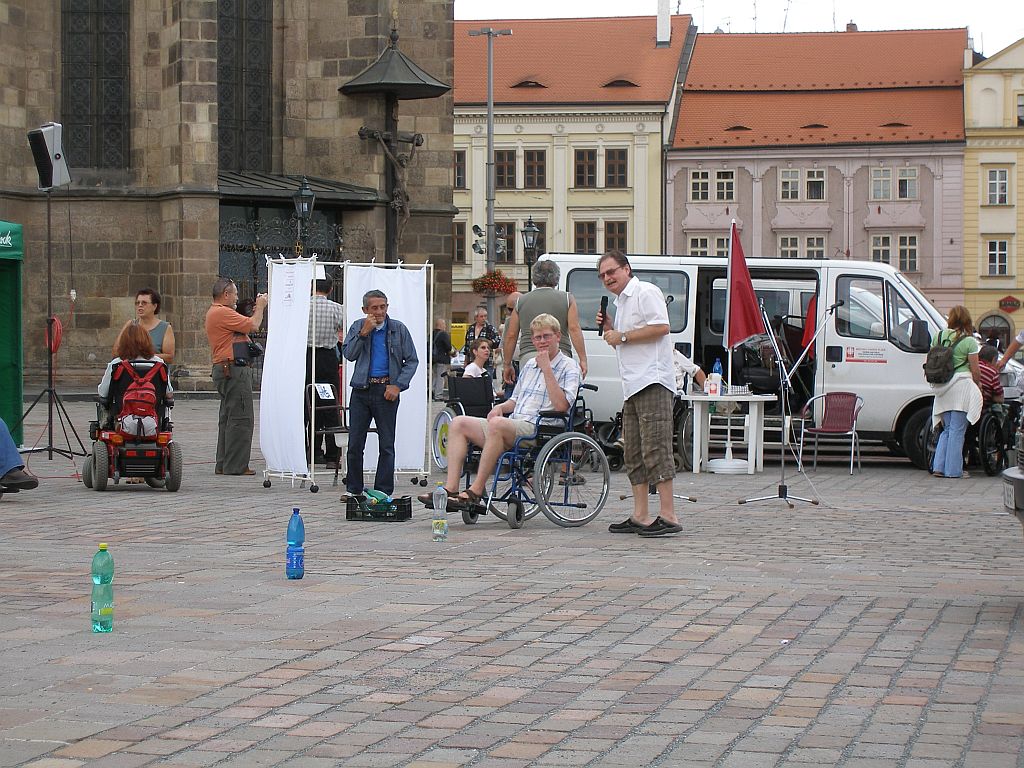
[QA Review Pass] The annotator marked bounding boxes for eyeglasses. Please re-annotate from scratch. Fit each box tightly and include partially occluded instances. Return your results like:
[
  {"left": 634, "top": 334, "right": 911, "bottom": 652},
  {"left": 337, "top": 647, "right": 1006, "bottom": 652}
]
[
  {"left": 531, "top": 332, "right": 557, "bottom": 342},
  {"left": 598, "top": 265, "right": 623, "bottom": 280}
]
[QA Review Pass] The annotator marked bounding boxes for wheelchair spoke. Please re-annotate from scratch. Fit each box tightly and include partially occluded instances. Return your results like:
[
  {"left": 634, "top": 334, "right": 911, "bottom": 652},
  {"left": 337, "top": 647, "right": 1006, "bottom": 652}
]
[{"left": 535, "top": 432, "right": 610, "bottom": 527}]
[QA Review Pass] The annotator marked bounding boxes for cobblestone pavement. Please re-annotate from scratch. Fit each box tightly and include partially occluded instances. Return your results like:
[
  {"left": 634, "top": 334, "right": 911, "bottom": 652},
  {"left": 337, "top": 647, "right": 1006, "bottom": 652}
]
[{"left": 2, "top": 397, "right": 1022, "bottom": 767}]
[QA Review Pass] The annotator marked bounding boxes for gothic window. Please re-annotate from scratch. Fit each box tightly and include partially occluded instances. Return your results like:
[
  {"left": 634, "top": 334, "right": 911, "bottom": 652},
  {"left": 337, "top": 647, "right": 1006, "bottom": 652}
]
[
  {"left": 218, "top": 0, "right": 272, "bottom": 172},
  {"left": 61, "top": 0, "right": 129, "bottom": 169}
]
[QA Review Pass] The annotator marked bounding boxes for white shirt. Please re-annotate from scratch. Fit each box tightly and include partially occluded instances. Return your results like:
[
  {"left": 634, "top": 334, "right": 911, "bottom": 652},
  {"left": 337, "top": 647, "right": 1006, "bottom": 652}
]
[
  {"left": 462, "top": 362, "right": 486, "bottom": 378},
  {"left": 673, "top": 350, "right": 700, "bottom": 392},
  {"left": 613, "top": 276, "right": 675, "bottom": 400}
]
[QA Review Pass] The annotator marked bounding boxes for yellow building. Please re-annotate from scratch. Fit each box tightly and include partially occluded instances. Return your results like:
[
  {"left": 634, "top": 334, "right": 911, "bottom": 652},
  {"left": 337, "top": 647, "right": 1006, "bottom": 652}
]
[
  {"left": 964, "top": 38, "right": 1024, "bottom": 346},
  {"left": 451, "top": 13, "right": 695, "bottom": 321}
]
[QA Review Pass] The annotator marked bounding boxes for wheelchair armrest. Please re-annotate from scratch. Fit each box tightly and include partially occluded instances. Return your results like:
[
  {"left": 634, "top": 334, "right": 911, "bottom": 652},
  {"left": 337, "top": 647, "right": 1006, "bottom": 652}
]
[
  {"left": 538, "top": 409, "right": 569, "bottom": 420},
  {"left": 579, "top": 383, "right": 598, "bottom": 392}
]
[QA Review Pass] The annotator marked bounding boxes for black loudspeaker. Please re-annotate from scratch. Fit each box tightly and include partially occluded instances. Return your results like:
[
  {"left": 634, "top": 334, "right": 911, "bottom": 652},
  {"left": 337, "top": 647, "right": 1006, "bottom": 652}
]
[{"left": 27, "top": 123, "right": 72, "bottom": 190}]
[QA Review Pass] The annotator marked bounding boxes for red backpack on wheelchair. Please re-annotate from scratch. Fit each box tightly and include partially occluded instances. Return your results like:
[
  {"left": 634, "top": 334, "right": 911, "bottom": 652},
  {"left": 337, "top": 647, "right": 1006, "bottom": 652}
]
[{"left": 115, "top": 360, "right": 165, "bottom": 437}]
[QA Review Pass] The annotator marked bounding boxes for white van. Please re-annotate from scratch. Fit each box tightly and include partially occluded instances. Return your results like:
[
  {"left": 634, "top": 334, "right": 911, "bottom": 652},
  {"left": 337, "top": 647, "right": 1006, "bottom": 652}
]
[{"left": 548, "top": 253, "right": 967, "bottom": 469}]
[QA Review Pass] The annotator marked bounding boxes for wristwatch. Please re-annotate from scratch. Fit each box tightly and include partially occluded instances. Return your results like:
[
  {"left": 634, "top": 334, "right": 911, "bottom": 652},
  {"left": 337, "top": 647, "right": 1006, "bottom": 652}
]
[{"left": 620, "top": 332, "right": 628, "bottom": 344}]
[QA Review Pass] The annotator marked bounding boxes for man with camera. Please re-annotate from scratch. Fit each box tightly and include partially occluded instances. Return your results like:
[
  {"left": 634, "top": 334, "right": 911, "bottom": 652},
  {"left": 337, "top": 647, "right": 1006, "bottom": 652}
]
[{"left": 205, "top": 277, "right": 268, "bottom": 476}]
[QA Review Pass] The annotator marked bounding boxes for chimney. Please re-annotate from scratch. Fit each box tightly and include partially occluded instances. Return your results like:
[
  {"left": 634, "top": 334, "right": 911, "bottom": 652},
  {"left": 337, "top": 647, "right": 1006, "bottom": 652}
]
[
  {"left": 657, "top": 0, "right": 671, "bottom": 46},
  {"left": 846, "top": 21, "right": 858, "bottom": 32}
]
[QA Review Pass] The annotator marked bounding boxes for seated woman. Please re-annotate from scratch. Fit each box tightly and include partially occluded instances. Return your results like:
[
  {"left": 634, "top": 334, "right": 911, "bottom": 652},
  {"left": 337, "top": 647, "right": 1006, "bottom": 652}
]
[
  {"left": 462, "top": 338, "right": 492, "bottom": 379},
  {"left": 99, "top": 324, "right": 174, "bottom": 483}
]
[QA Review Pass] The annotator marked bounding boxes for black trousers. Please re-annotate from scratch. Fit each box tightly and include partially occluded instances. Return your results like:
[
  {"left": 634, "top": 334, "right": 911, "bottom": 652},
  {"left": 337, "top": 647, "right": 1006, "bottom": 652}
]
[{"left": 305, "top": 346, "right": 341, "bottom": 460}]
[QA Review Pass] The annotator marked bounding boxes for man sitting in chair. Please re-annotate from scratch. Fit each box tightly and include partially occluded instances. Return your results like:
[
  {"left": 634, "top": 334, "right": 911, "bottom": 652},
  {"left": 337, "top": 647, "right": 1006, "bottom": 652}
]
[{"left": 420, "top": 313, "right": 580, "bottom": 510}]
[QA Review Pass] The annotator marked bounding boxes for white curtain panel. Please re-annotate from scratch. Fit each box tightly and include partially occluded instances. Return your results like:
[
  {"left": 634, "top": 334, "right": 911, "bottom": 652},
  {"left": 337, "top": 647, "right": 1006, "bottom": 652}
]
[
  {"left": 343, "top": 265, "right": 428, "bottom": 473},
  {"left": 259, "top": 259, "right": 315, "bottom": 475}
]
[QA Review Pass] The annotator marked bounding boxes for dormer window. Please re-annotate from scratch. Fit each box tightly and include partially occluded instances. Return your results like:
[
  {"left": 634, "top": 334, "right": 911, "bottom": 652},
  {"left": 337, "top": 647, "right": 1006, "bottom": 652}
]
[
  {"left": 801, "top": 123, "right": 827, "bottom": 129},
  {"left": 512, "top": 79, "right": 545, "bottom": 88},
  {"left": 725, "top": 124, "right": 751, "bottom": 132},
  {"left": 880, "top": 121, "right": 909, "bottom": 128},
  {"left": 603, "top": 79, "right": 639, "bottom": 87}
]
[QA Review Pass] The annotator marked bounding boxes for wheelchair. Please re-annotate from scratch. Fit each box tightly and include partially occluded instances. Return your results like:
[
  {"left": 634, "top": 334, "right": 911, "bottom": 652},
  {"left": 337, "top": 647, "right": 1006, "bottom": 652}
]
[
  {"left": 926, "top": 398, "right": 1021, "bottom": 476},
  {"left": 431, "top": 373, "right": 496, "bottom": 471},
  {"left": 434, "top": 382, "right": 610, "bottom": 529},
  {"left": 83, "top": 359, "right": 182, "bottom": 492}
]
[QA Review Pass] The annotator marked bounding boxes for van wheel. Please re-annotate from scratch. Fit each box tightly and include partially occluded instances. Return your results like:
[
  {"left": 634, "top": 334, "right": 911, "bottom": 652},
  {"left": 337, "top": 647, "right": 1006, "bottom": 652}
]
[{"left": 901, "top": 407, "right": 932, "bottom": 470}]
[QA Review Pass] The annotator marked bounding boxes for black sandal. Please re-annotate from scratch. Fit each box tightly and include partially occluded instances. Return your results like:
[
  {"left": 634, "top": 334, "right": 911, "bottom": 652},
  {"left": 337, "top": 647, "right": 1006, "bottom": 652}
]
[{"left": 417, "top": 487, "right": 455, "bottom": 508}]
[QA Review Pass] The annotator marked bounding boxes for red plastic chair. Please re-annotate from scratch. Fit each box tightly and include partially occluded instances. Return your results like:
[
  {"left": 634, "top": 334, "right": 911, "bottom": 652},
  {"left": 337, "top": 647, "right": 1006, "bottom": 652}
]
[{"left": 798, "top": 392, "right": 865, "bottom": 474}]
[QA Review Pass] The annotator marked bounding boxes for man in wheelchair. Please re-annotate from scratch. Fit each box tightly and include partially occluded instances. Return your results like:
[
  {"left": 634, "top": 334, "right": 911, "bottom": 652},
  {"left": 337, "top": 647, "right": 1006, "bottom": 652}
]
[{"left": 420, "top": 313, "right": 580, "bottom": 510}]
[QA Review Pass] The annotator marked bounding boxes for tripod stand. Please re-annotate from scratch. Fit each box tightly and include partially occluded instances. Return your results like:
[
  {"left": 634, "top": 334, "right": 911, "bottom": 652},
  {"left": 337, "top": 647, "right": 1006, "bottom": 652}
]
[
  {"left": 14, "top": 188, "right": 86, "bottom": 461},
  {"left": 739, "top": 303, "right": 817, "bottom": 508}
]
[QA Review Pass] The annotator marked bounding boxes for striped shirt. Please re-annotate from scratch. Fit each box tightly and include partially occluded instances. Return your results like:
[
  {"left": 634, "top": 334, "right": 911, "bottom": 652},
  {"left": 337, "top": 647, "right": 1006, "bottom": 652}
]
[
  {"left": 978, "top": 361, "right": 1003, "bottom": 406},
  {"left": 510, "top": 351, "right": 580, "bottom": 424},
  {"left": 307, "top": 295, "right": 345, "bottom": 348}
]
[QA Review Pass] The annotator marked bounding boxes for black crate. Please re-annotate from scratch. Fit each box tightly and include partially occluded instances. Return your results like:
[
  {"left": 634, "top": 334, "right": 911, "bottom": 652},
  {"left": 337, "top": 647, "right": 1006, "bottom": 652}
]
[{"left": 345, "top": 495, "right": 413, "bottom": 522}]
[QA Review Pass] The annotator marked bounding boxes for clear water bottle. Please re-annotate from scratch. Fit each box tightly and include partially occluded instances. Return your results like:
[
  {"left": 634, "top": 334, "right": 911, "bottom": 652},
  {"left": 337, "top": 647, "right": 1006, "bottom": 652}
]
[
  {"left": 286, "top": 508, "right": 305, "bottom": 580},
  {"left": 431, "top": 484, "right": 448, "bottom": 542},
  {"left": 90, "top": 543, "right": 114, "bottom": 633}
]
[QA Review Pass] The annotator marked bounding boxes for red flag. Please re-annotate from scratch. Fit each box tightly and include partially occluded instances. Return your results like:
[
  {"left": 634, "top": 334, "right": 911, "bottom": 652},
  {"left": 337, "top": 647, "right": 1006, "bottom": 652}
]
[{"left": 725, "top": 223, "right": 765, "bottom": 348}]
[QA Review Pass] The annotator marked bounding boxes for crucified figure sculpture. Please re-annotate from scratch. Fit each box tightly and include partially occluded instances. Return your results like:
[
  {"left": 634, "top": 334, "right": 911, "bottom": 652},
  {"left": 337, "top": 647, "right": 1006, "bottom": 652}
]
[{"left": 374, "top": 132, "right": 420, "bottom": 247}]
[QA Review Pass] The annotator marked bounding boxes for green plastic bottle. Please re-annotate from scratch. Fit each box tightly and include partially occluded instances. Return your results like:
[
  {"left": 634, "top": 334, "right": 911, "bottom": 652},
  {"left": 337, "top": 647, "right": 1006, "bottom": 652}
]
[{"left": 90, "top": 543, "right": 114, "bottom": 633}]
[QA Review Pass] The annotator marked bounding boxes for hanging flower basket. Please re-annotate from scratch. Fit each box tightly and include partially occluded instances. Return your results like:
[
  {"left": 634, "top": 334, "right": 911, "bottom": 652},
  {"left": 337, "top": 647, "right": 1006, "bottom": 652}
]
[{"left": 471, "top": 269, "right": 518, "bottom": 296}]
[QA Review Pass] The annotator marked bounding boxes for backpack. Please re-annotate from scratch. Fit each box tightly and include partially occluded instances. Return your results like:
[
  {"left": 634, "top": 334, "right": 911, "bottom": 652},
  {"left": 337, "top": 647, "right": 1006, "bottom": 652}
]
[
  {"left": 923, "top": 331, "right": 964, "bottom": 385},
  {"left": 116, "top": 361, "right": 163, "bottom": 436}
]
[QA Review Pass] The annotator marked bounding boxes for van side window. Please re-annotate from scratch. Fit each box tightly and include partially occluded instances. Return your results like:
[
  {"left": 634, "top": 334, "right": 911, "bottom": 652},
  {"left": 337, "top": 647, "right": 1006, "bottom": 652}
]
[
  {"left": 886, "top": 283, "right": 923, "bottom": 352},
  {"left": 836, "top": 277, "right": 886, "bottom": 339},
  {"left": 567, "top": 268, "right": 688, "bottom": 332}
]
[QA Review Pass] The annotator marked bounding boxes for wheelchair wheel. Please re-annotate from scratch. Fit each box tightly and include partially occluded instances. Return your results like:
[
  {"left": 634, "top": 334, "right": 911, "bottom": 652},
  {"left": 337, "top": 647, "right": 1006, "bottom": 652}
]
[
  {"left": 165, "top": 442, "right": 183, "bottom": 492},
  {"left": 91, "top": 441, "right": 109, "bottom": 491},
  {"left": 535, "top": 432, "right": 610, "bottom": 527},
  {"left": 676, "top": 408, "right": 693, "bottom": 472},
  {"left": 506, "top": 499, "right": 525, "bottom": 529},
  {"left": 82, "top": 455, "right": 94, "bottom": 488},
  {"left": 461, "top": 507, "right": 479, "bottom": 525},
  {"left": 488, "top": 472, "right": 542, "bottom": 522},
  {"left": 431, "top": 408, "right": 455, "bottom": 470},
  {"left": 979, "top": 412, "right": 1008, "bottom": 476},
  {"left": 145, "top": 477, "right": 166, "bottom": 489}
]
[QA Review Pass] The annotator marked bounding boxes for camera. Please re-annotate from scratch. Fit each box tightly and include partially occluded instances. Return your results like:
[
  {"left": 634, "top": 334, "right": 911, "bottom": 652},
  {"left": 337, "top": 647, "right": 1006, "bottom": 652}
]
[{"left": 232, "top": 339, "right": 264, "bottom": 366}]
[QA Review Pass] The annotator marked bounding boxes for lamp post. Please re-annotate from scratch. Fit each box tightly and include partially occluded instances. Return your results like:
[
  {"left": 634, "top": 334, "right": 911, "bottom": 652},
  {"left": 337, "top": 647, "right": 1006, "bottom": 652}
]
[
  {"left": 521, "top": 216, "right": 539, "bottom": 289},
  {"left": 292, "top": 176, "right": 315, "bottom": 254},
  {"left": 468, "top": 26, "right": 511, "bottom": 321}
]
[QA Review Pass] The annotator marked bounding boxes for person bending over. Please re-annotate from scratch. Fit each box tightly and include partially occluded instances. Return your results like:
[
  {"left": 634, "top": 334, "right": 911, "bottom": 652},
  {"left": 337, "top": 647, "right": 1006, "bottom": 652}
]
[{"left": 420, "top": 313, "right": 580, "bottom": 510}]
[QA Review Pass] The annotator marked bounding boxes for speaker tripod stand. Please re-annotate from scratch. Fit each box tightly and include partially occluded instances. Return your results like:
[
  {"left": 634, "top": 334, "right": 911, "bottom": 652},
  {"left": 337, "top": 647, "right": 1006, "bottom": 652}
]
[{"left": 14, "top": 188, "right": 86, "bottom": 461}]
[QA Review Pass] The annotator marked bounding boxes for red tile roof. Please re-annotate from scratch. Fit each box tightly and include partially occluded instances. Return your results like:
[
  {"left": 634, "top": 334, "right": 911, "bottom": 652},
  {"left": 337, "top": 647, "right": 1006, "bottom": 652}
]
[
  {"left": 455, "top": 16, "right": 693, "bottom": 106},
  {"left": 674, "top": 28, "right": 968, "bottom": 149}
]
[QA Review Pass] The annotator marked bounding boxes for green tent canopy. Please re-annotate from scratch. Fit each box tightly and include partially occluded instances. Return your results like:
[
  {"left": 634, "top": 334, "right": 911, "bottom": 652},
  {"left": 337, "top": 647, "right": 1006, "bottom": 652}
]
[{"left": 0, "top": 220, "right": 24, "bottom": 444}]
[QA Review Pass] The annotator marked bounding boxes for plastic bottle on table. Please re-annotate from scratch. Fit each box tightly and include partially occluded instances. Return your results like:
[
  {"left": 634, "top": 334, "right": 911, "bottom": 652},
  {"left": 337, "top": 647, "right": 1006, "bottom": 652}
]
[
  {"left": 286, "top": 508, "right": 305, "bottom": 580},
  {"left": 431, "top": 484, "right": 448, "bottom": 542},
  {"left": 90, "top": 543, "right": 114, "bottom": 633}
]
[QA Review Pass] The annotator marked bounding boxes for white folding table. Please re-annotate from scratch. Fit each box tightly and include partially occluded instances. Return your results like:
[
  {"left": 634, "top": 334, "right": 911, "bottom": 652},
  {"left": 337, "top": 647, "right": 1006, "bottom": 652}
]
[{"left": 678, "top": 393, "right": 777, "bottom": 474}]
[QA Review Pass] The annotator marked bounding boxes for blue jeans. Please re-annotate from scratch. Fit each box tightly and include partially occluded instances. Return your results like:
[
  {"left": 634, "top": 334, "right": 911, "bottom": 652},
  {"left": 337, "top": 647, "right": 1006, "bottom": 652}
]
[
  {"left": 0, "top": 417, "right": 24, "bottom": 478},
  {"left": 932, "top": 410, "right": 968, "bottom": 478},
  {"left": 346, "top": 384, "right": 399, "bottom": 495}
]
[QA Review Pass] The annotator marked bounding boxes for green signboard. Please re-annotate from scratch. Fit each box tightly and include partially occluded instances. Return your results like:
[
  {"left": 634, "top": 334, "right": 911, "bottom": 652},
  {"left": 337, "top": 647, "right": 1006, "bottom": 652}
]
[{"left": 0, "top": 220, "right": 24, "bottom": 444}]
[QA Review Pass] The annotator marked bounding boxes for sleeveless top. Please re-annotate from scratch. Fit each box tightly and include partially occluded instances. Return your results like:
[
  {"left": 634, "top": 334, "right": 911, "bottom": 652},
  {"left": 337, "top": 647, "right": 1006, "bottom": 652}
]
[
  {"left": 148, "top": 320, "right": 170, "bottom": 354},
  {"left": 516, "top": 288, "right": 573, "bottom": 362}
]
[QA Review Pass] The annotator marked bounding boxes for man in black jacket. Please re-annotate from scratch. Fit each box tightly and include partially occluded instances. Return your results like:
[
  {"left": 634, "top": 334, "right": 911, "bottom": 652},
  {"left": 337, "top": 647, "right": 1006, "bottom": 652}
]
[{"left": 431, "top": 318, "right": 451, "bottom": 401}]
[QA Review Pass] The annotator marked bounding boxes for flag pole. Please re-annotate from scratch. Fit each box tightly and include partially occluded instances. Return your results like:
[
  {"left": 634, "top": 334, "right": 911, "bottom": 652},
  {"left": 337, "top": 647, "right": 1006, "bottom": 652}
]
[{"left": 722, "top": 220, "right": 737, "bottom": 462}]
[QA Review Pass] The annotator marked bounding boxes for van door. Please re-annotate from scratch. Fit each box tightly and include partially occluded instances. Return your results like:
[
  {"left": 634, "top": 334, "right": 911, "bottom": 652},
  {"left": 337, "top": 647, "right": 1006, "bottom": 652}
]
[
  {"left": 564, "top": 263, "right": 697, "bottom": 423},
  {"left": 822, "top": 273, "right": 928, "bottom": 435}
]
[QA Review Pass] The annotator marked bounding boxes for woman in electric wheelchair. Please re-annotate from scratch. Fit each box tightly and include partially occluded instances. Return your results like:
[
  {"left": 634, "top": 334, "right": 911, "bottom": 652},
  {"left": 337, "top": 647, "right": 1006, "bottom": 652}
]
[{"left": 420, "top": 314, "right": 579, "bottom": 511}]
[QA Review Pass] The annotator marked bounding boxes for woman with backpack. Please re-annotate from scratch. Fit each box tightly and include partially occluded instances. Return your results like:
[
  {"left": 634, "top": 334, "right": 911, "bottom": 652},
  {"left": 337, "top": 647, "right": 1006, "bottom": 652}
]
[{"left": 928, "top": 305, "right": 982, "bottom": 479}]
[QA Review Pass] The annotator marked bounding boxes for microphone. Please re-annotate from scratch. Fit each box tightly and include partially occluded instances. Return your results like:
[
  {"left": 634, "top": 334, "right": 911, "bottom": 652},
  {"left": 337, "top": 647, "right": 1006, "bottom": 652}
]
[
  {"left": 827, "top": 299, "right": 845, "bottom": 311},
  {"left": 598, "top": 296, "right": 609, "bottom": 337}
]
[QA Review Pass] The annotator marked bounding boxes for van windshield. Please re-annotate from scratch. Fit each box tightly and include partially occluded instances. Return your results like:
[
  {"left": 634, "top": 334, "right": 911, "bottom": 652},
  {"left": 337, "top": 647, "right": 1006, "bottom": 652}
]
[{"left": 566, "top": 268, "right": 688, "bottom": 332}]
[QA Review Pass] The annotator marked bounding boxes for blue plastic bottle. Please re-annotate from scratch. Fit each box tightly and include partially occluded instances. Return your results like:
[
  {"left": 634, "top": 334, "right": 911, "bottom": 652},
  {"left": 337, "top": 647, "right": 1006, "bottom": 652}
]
[
  {"left": 712, "top": 358, "right": 723, "bottom": 376},
  {"left": 90, "top": 543, "right": 114, "bottom": 633},
  {"left": 286, "top": 508, "right": 305, "bottom": 580}
]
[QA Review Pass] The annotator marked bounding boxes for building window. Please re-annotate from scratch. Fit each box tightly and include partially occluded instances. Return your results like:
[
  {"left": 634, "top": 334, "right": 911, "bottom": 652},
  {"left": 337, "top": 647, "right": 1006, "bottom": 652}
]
[
  {"left": 606, "top": 221, "right": 627, "bottom": 252},
  {"left": 61, "top": 0, "right": 130, "bottom": 169},
  {"left": 871, "top": 167, "right": 892, "bottom": 201},
  {"left": 715, "top": 236, "right": 729, "bottom": 257},
  {"left": 987, "top": 239, "right": 1009, "bottom": 276},
  {"left": 715, "top": 170, "right": 735, "bottom": 201},
  {"left": 575, "top": 149, "right": 597, "bottom": 188},
  {"left": 779, "top": 236, "right": 799, "bottom": 258},
  {"left": 806, "top": 236, "right": 825, "bottom": 259},
  {"left": 806, "top": 168, "right": 825, "bottom": 200},
  {"left": 898, "top": 234, "right": 918, "bottom": 272},
  {"left": 897, "top": 167, "right": 918, "bottom": 200},
  {"left": 871, "top": 234, "right": 892, "bottom": 264},
  {"left": 987, "top": 168, "right": 1009, "bottom": 205},
  {"left": 780, "top": 169, "right": 800, "bottom": 200},
  {"left": 495, "top": 221, "right": 516, "bottom": 263},
  {"left": 689, "top": 236, "right": 709, "bottom": 256},
  {"left": 1018, "top": 94, "right": 1024, "bottom": 127},
  {"left": 575, "top": 221, "right": 597, "bottom": 253},
  {"left": 524, "top": 149, "right": 546, "bottom": 189},
  {"left": 452, "top": 222, "right": 466, "bottom": 264},
  {"left": 454, "top": 151, "right": 466, "bottom": 189},
  {"left": 533, "top": 221, "right": 547, "bottom": 256},
  {"left": 217, "top": 0, "right": 272, "bottom": 172},
  {"left": 495, "top": 150, "right": 516, "bottom": 189},
  {"left": 605, "top": 148, "right": 628, "bottom": 188},
  {"left": 690, "top": 170, "right": 709, "bottom": 201}
]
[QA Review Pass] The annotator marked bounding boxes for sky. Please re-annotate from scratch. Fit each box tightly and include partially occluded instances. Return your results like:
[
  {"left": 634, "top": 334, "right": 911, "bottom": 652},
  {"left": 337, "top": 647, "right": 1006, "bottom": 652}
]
[{"left": 454, "top": 0, "right": 1022, "bottom": 58}]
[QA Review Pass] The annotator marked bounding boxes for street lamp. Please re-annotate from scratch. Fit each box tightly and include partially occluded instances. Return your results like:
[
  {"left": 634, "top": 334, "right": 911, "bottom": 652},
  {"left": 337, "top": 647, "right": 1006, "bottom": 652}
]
[
  {"left": 292, "top": 176, "right": 316, "bottom": 254},
  {"left": 521, "top": 216, "right": 539, "bottom": 288}
]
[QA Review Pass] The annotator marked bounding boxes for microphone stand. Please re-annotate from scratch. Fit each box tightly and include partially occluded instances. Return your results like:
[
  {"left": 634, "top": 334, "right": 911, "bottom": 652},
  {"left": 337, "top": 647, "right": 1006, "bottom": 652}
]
[{"left": 739, "top": 302, "right": 817, "bottom": 508}]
